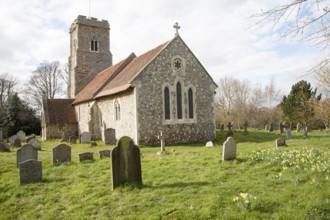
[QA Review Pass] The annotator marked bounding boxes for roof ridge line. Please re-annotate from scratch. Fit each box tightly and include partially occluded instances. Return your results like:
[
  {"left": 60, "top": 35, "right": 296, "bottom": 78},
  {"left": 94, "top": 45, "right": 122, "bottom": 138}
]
[{"left": 92, "top": 53, "right": 136, "bottom": 97}]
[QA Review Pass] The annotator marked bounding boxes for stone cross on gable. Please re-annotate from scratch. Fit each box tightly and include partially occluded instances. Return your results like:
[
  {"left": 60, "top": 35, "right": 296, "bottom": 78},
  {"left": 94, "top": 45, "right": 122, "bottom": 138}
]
[{"left": 173, "top": 22, "right": 180, "bottom": 36}]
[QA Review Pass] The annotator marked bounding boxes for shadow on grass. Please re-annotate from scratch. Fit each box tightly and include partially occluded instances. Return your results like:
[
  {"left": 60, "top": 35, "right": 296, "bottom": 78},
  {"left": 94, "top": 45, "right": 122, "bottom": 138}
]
[{"left": 144, "top": 181, "right": 209, "bottom": 189}]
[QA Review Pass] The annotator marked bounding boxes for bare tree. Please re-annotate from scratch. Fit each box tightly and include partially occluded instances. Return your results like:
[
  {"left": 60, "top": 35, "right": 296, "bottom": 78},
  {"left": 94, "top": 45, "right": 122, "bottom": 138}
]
[
  {"left": 25, "top": 61, "right": 64, "bottom": 108},
  {"left": 0, "top": 73, "right": 18, "bottom": 107}
]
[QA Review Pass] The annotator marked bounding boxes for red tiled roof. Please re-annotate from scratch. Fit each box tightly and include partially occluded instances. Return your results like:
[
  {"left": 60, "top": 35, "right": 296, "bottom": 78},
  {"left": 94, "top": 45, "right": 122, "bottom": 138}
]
[
  {"left": 73, "top": 39, "right": 170, "bottom": 103},
  {"left": 43, "top": 99, "right": 76, "bottom": 124}
]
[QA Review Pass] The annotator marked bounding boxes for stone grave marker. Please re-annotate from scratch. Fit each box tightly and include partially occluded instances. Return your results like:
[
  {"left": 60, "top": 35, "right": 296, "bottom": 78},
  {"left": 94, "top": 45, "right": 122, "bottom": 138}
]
[
  {"left": 52, "top": 144, "right": 71, "bottom": 164},
  {"left": 205, "top": 141, "right": 214, "bottom": 147},
  {"left": 226, "top": 122, "right": 233, "bottom": 137},
  {"left": 17, "top": 130, "right": 26, "bottom": 142},
  {"left": 304, "top": 127, "right": 308, "bottom": 138},
  {"left": 286, "top": 129, "right": 292, "bottom": 139},
  {"left": 79, "top": 152, "right": 94, "bottom": 162},
  {"left": 13, "top": 138, "right": 22, "bottom": 148},
  {"left": 19, "top": 159, "right": 42, "bottom": 184},
  {"left": 0, "top": 142, "right": 10, "bottom": 152},
  {"left": 25, "top": 136, "right": 34, "bottom": 143},
  {"left": 111, "top": 136, "right": 142, "bottom": 190},
  {"left": 10, "top": 135, "right": 17, "bottom": 145},
  {"left": 157, "top": 130, "right": 167, "bottom": 155},
  {"left": 69, "top": 136, "right": 77, "bottom": 144},
  {"left": 16, "top": 144, "right": 38, "bottom": 167},
  {"left": 269, "top": 122, "right": 274, "bottom": 132},
  {"left": 99, "top": 149, "right": 111, "bottom": 159},
  {"left": 80, "top": 132, "right": 91, "bottom": 144},
  {"left": 28, "top": 139, "right": 41, "bottom": 150},
  {"left": 296, "top": 123, "right": 301, "bottom": 132},
  {"left": 276, "top": 138, "right": 285, "bottom": 147},
  {"left": 104, "top": 128, "right": 116, "bottom": 145},
  {"left": 222, "top": 137, "right": 237, "bottom": 161},
  {"left": 279, "top": 122, "right": 284, "bottom": 134}
]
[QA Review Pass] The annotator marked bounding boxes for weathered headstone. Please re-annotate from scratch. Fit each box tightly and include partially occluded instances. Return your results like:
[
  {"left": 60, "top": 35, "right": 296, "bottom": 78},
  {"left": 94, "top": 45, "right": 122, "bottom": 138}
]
[
  {"left": 69, "top": 136, "right": 77, "bottom": 144},
  {"left": 226, "top": 122, "right": 233, "bottom": 137},
  {"left": 275, "top": 138, "right": 285, "bottom": 147},
  {"left": 205, "top": 141, "right": 214, "bottom": 147},
  {"left": 52, "top": 144, "right": 71, "bottom": 164},
  {"left": 279, "top": 122, "right": 284, "bottom": 134},
  {"left": 13, "top": 138, "right": 22, "bottom": 148},
  {"left": 222, "top": 137, "right": 237, "bottom": 161},
  {"left": 286, "top": 129, "right": 292, "bottom": 139},
  {"left": 104, "top": 128, "right": 116, "bottom": 145},
  {"left": 79, "top": 152, "right": 94, "bottom": 162},
  {"left": 80, "top": 132, "right": 91, "bottom": 144},
  {"left": 25, "top": 136, "right": 34, "bottom": 143},
  {"left": 304, "top": 127, "right": 308, "bottom": 138},
  {"left": 99, "top": 149, "right": 111, "bottom": 159},
  {"left": 0, "top": 142, "right": 10, "bottom": 152},
  {"left": 269, "top": 122, "right": 274, "bottom": 132},
  {"left": 28, "top": 139, "right": 41, "bottom": 150},
  {"left": 243, "top": 121, "right": 249, "bottom": 135},
  {"left": 19, "top": 159, "right": 42, "bottom": 184},
  {"left": 157, "top": 130, "right": 167, "bottom": 155},
  {"left": 296, "top": 123, "right": 301, "bottom": 132},
  {"left": 17, "top": 130, "right": 26, "bottom": 142},
  {"left": 10, "top": 135, "right": 17, "bottom": 145},
  {"left": 111, "top": 136, "right": 142, "bottom": 190},
  {"left": 16, "top": 144, "right": 38, "bottom": 168}
]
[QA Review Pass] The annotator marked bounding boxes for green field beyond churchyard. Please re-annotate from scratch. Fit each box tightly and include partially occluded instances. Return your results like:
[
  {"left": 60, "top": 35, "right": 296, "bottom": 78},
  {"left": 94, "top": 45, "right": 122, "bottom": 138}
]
[{"left": 0, "top": 130, "right": 329, "bottom": 219}]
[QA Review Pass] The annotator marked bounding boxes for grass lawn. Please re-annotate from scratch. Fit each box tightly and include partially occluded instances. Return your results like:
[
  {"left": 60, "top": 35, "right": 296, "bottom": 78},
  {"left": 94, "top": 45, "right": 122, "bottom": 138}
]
[{"left": 0, "top": 129, "right": 329, "bottom": 219}]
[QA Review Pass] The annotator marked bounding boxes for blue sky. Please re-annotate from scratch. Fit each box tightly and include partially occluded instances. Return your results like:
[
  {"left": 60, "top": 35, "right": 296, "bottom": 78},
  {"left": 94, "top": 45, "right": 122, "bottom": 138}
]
[{"left": 0, "top": 0, "right": 326, "bottom": 95}]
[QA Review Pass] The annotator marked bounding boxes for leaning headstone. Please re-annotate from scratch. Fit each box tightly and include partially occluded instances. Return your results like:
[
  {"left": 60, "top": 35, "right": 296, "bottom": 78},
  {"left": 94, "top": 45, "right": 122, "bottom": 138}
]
[
  {"left": 79, "top": 152, "right": 94, "bottom": 162},
  {"left": 13, "top": 138, "right": 22, "bottom": 148},
  {"left": 17, "top": 130, "right": 26, "bottom": 142},
  {"left": 28, "top": 139, "right": 41, "bottom": 150},
  {"left": 69, "top": 136, "right": 77, "bottom": 144},
  {"left": 80, "top": 132, "right": 91, "bottom": 144},
  {"left": 10, "top": 135, "right": 17, "bottom": 145},
  {"left": 205, "top": 141, "right": 214, "bottom": 147},
  {"left": 99, "top": 149, "right": 111, "bottom": 159},
  {"left": 19, "top": 159, "right": 42, "bottom": 184},
  {"left": 16, "top": 144, "right": 38, "bottom": 168},
  {"left": 111, "top": 136, "right": 142, "bottom": 190},
  {"left": 52, "top": 144, "right": 71, "bottom": 164},
  {"left": 222, "top": 137, "right": 236, "bottom": 161},
  {"left": 276, "top": 138, "right": 285, "bottom": 147},
  {"left": 286, "top": 129, "right": 292, "bottom": 139},
  {"left": 0, "top": 142, "right": 10, "bottom": 152},
  {"left": 104, "top": 128, "right": 116, "bottom": 145}
]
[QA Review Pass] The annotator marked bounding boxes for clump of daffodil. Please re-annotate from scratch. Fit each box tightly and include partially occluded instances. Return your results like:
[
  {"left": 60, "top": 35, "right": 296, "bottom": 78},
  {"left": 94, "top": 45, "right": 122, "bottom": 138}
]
[{"left": 233, "top": 192, "right": 256, "bottom": 210}]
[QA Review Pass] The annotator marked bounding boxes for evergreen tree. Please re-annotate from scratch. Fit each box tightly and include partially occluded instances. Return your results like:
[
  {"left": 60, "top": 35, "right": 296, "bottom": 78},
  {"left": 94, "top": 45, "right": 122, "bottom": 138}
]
[{"left": 280, "top": 80, "right": 321, "bottom": 128}]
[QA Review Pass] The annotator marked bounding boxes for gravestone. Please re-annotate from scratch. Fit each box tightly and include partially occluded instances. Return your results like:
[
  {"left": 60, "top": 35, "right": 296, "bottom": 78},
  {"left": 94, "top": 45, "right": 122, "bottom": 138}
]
[
  {"left": 17, "top": 130, "right": 26, "bottom": 142},
  {"left": 222, "top": 137, "right": 237, "bottom": 161},
  {"left": 111, "top": 136, "right": 142, "bottom": 190},
  {"left": 226, "top": 122, "right": 233, "bottom": 137},
  {"left": 104, "top": 128, "right": 116, "bottom": 145},
  {"left": 205, "top": 141, "right": 214, "bottom": 147},
  {"left": 10, "top": 135, "right": 17, "bottom": 145},
  {"left": 25, "top": 136, "right": 34, "bottom": 143},
  {"left": 296, "top": 123, "right": 301, "bottom": 132},
  {"left": 304, "top": 127, "right": 308, "bottom": 138},
  {"left": 99, "top": 149, "right": 111, "bottom": 159},
  {"left": 243, "top": 121, "right": 249, "bottom": 135},
  {"left": 13, "top": 138, "right": 22, "bottom": 148},
  {"left": 19, "top": 159, "right": 42, "bottom": 184},
  {"left": 79, "top": 152, "right": 93, "bottom": 162},
  {"left": 286, "top": 129, "right": 292, "bottom": 139},
  {"left": 279, "top": 122, "right": 284, "bottom": 134},
  {"left": 157, "top": 130, "right": 167, "bottom": 154},
  {"left": 16, "top": 144, "right": 38, "bottom": 168},
  {"left": 269, "top": 122, "right": 274, "bottom": 132},
  {"left": 69, "top": 136, "right": 77, "bottom": 144},
  {"left": 265, "top": 125, "right": 270, "bottom": 131},
  {"left": 0, "top": 142, "right": 10, "bottom": 152},
  {"left": 28, "top": 139, "right": 41, "bottom": 150},
  {"left": 80, "top": 132, "right": 91, "bottom": 144},
  {"left": 52, "top": 144, "right": 71, "bottom": 164},
  {"left": 275, "top": 138, "right": 285, "bottom": 147}
]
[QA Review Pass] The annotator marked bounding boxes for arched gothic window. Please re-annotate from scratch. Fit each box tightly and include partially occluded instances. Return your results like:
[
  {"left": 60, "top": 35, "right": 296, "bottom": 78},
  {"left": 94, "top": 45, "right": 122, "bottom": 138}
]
[
  {"left": 115, "top": 99, "right": 120, "bottom": 121},
  {"left": 91, "top": 37, "right": 98, "bottom": 51},
  {"left": 188, "top": 88, "right": 194, "bottom": 119},
  {"left": 176, "top": 82, "right": 182, "bottom": 119},
  {"left": 164, "top": 87, "right": 170, "bottom": 120}
]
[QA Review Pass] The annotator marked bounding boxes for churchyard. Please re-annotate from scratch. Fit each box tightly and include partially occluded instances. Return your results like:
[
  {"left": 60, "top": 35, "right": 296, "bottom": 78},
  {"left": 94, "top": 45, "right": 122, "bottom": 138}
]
[{"left": 0, "top": 129, "right": 329, "bottom": 219}]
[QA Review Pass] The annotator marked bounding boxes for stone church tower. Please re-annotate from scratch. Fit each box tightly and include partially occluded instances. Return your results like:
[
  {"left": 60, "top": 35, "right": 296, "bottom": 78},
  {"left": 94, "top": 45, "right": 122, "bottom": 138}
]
[{"left": 68, "top": 15, "right": 113, "bottom": 98}]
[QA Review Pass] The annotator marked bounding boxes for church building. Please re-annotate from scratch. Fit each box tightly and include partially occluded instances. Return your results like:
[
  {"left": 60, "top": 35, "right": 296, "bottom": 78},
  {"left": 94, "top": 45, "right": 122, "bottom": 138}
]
[{"left": 41, "top": 15, "right": 217, "bottom": 145}]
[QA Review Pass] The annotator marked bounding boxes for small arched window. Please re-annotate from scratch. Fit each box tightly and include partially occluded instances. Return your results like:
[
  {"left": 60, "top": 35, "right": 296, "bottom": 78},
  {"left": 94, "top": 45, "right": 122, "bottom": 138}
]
[
  {"left": 176, "top": 82, "right": 182, "bottom": 119},
  {"left": 91, "top": 37, "right": 98, "bottom": 51},
  {"left": 164, "top": 87, "right": 170, "bottom": 120},
  {"left": 188, "top": 88, "right": 194, "bottom": 119},
  {"left": 115, "top": 99, "right": 120, "bottom": 121}
]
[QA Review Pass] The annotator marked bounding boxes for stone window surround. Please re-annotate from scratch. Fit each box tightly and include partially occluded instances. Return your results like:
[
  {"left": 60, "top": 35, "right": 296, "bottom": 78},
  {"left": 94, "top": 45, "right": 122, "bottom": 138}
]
[
  {"left": 162, "top": 79, "right": 197, "bottom": 125},
  {"left": 90, "top": 37, "right": 99, "bottom": 52},
  {"left": 171, "top": 55, "right": 186, "bottom": 75}
]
